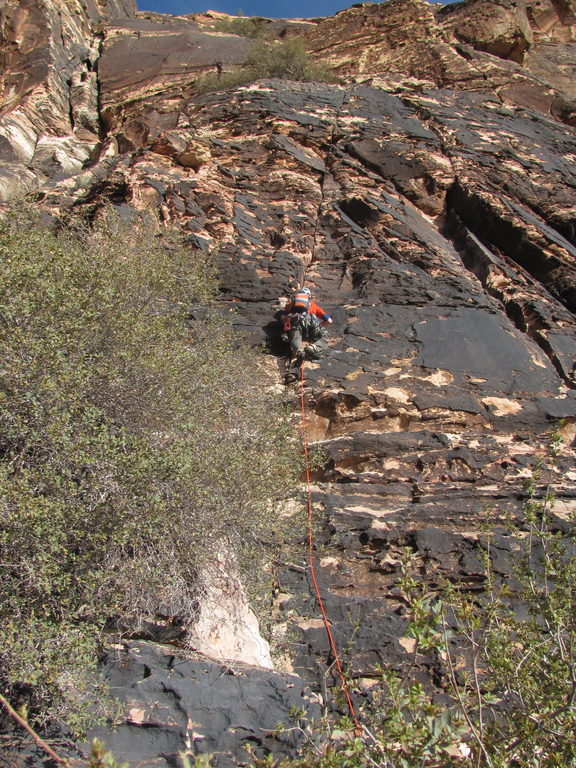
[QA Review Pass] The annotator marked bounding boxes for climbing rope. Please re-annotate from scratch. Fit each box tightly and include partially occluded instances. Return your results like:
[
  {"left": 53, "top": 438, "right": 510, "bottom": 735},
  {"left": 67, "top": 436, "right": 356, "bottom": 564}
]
[
  {"left": 298, "top": 364, "right": 363, "bottom": 738},
  {"left": 292, "top": 87, "right": 361, "bottom": 737}
]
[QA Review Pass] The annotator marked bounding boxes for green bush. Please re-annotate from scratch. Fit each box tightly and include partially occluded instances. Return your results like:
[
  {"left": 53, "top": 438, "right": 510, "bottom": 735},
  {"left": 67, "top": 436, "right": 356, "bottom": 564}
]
[
  {"left": 196, "top": 68, "right": 259, "bottom": 95},
  {"left": 209, "top": 16, "right": 269, "bottom": 39},
  {"left": 196, "top": 38, "right": 337, "bottom": 93},
  {"left": 443, "top": 433, "right": 576, "bottom": 768},
  {"left": 0, "top": 207, "right": 300, "bottom": 733},
  {"left": 244, "top": 39, "right": 335, "bottom": 82}
]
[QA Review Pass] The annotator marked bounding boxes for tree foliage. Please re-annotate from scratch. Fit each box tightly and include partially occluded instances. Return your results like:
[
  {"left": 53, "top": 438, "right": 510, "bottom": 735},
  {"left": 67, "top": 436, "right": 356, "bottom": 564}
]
[{"left": 0, "top": 208, "right": 300, "bottom": 733}]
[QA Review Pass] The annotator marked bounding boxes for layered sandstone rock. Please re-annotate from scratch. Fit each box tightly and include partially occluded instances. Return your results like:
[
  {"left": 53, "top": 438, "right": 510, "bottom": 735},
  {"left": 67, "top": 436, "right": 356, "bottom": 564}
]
[
  {"left": 0, "top": 0, "right": 135, "bottom": 198},
  {"left": 1, "top": 0, "right": 575, "bottom": 765},
  {"left": 307, "top": 0, "right": 576, "bottom": 115}
]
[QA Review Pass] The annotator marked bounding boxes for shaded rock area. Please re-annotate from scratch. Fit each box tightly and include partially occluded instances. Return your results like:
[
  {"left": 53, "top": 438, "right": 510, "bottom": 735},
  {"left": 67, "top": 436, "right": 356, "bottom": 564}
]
[
  {"left": 1, "top": 643, "right": 322, "bottom": 768},
  {"left": 87, "top": 642, "right": 321, "bottom": 768},
  {"left": 0, "top": 0, "right": 575, "bottom": 764}
]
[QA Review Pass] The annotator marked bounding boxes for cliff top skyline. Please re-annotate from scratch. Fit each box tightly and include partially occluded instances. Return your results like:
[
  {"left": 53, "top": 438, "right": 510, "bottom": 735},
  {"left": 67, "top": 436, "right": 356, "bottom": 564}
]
[{"left": 136, "top": 0, "right": 452, "bottom": 20}]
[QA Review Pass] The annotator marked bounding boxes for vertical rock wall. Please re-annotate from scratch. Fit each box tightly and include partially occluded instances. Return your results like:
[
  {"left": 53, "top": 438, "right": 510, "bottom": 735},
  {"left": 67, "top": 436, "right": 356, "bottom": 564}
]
[{"left": 0, "top": 0, "right": 135, "bottom": 197}]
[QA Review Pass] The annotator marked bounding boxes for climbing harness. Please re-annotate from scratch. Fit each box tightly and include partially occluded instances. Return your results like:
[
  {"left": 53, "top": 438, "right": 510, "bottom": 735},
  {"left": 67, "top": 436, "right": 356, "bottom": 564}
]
[{"left": 298, "top": 364, "right": 363, "bottom": 738}]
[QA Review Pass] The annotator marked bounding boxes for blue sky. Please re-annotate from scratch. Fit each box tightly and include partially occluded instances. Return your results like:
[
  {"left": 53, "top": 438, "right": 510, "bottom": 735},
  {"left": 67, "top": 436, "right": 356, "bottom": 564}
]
[{"left": 136, "top": 0, "right": 447, "bottom": 19}]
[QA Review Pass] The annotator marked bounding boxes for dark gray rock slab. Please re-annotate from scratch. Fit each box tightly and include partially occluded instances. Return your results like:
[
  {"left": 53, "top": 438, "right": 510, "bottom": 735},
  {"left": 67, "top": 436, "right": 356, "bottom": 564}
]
[
  {"left": 414, "top": 307, "right": 562, "bottom": 394},
  {"left": 86, "top": 642, "right": 321, "bottom": 768}
]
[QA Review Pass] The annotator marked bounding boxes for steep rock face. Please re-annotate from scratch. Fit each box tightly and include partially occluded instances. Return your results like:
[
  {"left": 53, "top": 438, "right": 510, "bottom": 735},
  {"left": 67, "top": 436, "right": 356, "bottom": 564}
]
[
  {"left": 307, "top": 0, "right": 480, "bottom": 83},
  {"left": 98, "top": 14, "right": 250, "bottom": 139},
  {"left": 0, "top": 0, "right": 135, "bottom": 197},
  {"left": 1, "top": 0, "right": 575, "bottom": 765},
  {"left": 438, "top": 0, "right": 576, "bottom": 107},
  {"left": 307, "top": 0, "right": 576, "bottom": 118}
]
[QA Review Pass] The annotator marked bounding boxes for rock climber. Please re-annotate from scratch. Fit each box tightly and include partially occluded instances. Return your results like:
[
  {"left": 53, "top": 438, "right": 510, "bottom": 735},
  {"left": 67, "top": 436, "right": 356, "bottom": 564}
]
[{"left": 278, "top": 287, "right": 332, "bottom": 382}]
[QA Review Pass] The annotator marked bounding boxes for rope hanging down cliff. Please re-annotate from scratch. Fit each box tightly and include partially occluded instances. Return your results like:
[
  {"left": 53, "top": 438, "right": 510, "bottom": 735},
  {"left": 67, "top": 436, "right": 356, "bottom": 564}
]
[{"left": 298, "top": 363, "right": 362, "bottom": 738}]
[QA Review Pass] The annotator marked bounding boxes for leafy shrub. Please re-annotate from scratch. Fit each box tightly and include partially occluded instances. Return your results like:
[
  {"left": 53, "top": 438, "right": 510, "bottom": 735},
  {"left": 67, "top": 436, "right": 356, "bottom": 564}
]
[
  {"left": 0, "top": 207, "right": 300, "bottom": 733},
  {"left": 244, "top": 39, "right": 335, "bottom": 82},
  {"left": 196, "top": 38, "right": 337, "bottom": 93},
  {"left": 443, "top": 432, "right": 576, "bottom": 767},
  {"left": 209, "top": 16, "right": 269, "bottom": 39},
  {"left": 196, "top": 68, "right": 259, "bottom": 95}
]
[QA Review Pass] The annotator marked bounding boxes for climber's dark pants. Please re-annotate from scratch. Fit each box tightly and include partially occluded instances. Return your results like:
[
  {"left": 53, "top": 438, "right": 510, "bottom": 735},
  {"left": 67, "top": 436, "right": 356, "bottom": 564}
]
[{"left": 289, "top": 327, "right": 328, "bottom": 360}]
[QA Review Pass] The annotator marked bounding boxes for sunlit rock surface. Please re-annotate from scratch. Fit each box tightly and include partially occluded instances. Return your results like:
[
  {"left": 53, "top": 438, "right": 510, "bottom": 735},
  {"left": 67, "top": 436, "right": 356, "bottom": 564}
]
[
  {"left": 0, "top": 0, "right": 136, "bottom": 197},
  {"left": 1, "top": 0, "right": 575, "bottom": 764}
]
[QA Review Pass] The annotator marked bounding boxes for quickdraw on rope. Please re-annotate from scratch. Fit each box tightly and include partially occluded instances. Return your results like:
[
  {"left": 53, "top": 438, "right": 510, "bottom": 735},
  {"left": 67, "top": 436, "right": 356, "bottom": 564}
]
[{"left": 298, "top": 364, "right": 363, "bottom": 738}]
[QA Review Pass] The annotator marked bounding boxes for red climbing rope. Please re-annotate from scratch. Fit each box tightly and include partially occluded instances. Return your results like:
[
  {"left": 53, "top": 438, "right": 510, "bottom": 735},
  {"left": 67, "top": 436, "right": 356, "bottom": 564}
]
[{"left": 298, "top": 364, "right": 363, "bottom": 738}]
